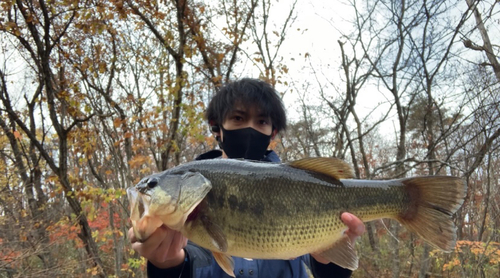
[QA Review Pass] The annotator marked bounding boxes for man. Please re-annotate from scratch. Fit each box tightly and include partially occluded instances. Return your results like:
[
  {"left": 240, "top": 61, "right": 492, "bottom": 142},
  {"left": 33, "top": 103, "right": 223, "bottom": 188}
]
[{"left": 129, "top": 78, "right": 365, "bottom": 277}]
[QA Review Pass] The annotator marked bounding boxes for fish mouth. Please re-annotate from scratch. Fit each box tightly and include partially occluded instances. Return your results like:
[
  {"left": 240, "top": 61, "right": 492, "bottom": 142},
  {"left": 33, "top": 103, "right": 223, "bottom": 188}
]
[
  {"left": 127, "top": 187, "right": 143, "bottom": 222},
  {"left": 127, "top": 187, "right": 170, "bottom": 240},
  {"left": 127, "top": 185, "right": 183, "bottom": 240},
  {"left": 136, "top": 193, "right": 147, "bottom": 219}
]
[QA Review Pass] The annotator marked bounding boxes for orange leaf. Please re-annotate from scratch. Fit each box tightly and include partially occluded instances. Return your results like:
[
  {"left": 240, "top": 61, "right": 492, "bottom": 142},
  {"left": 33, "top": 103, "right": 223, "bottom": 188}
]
[
  {"left": 128, "top": 155, "right": 149, "bottom": 168},
  {"left": 13, "top": 130, "right": 22, "bottom": 139}
]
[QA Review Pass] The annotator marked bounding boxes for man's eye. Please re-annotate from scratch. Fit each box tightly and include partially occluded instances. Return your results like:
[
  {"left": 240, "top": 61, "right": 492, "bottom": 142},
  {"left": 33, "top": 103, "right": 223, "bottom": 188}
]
[
  {"left": 233, "top": 116, "right": 243, "bottom": 121},
  {"left": 260, "top": 120, "right": 269, "bottom": 125}
]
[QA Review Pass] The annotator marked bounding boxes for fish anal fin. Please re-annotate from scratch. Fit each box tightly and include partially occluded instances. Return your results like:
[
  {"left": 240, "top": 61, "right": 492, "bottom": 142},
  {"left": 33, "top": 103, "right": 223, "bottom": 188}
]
[
  {"left": 288, "top": 157, "right": 355, "bottom": 179},
  {"left": 201, "top": 215, "right": 228, "bottom": 252},
  {"left": 213, "top": 252, "right": 235, "bottom": 277},
  {"left": 313, "top": 234, "right": 358, "bottom": 271}
]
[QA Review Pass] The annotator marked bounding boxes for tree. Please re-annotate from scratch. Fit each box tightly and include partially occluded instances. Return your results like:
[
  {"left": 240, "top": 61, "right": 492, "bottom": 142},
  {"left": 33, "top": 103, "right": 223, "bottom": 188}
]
[
  {"left": 2, "top": 0, "right": 498, "bottom": 277},
  {"left": 0, "top": 0, "right": 107, "bottom": 275},
  {"left": 338, "top": 0, "right": 476, "bottom": 276},
  {"left": 1, "top": 0, "right": 299, "bottom": 276}
]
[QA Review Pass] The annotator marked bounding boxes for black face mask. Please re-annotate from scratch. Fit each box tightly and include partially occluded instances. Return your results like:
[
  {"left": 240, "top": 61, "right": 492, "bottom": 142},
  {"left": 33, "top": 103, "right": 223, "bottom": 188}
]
[{"left": 218, "top": 126, "right": 272, "bottom": 160}]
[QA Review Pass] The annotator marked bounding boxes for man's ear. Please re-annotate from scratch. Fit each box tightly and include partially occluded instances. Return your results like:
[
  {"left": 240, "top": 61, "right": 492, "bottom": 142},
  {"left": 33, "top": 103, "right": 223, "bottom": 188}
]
[
  {"left": 271, "top": 129, "right": 278, "bottom": 140},
  {"left": 209, "top": 121, "right": 221, "bottom": 136}
]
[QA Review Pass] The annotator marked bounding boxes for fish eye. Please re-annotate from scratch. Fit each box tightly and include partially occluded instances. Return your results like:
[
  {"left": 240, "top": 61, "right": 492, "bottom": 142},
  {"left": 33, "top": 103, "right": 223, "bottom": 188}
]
[{"left": 147, "top": 177, "right": 159, "bottom": 188}]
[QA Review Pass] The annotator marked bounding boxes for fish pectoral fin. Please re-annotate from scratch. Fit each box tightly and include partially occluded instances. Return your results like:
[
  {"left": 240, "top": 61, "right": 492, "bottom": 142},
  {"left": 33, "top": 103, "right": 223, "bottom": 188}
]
[
  {"left": 201, "top": 215, "right": 228, "bottom": 252},
  {"left": 213, "top": 252, "right": 235, "bottom": 277},
  {"left": 287, "top": 157, "right": 354, "bottom": 180},
  {"left": 313, "top": 234, "right": 358, "bottom": 271}
]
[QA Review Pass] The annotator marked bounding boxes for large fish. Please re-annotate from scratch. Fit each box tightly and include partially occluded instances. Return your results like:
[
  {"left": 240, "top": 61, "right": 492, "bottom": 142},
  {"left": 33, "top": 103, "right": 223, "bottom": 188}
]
[{"left": 127, "top": 157, "right": 465, "bottom": 276}]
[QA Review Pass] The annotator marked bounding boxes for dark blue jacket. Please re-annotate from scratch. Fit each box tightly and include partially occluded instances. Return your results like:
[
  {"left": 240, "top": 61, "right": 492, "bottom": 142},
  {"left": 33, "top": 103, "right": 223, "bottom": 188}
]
[{"left": 147, "top": 150, "right": 353, "bottom": 278}]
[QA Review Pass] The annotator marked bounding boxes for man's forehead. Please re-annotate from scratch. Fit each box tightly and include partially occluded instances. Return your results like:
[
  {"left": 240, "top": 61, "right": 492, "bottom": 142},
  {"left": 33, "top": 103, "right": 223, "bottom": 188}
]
[{"left": 229, "top": 104, "right": 268, "bottom": 116}]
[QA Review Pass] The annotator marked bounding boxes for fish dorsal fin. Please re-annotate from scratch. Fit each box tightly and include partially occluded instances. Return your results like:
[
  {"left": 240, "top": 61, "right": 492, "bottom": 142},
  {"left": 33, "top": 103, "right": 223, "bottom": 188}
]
[
  {"left": 313, "top": 233, "right": 358, "bottom": 271},
  {"left": 213, "top": 252, "right": 235, "bottom": 277},
  {"left": 287, "top": 157, "right": 355, "bottom": 179}
]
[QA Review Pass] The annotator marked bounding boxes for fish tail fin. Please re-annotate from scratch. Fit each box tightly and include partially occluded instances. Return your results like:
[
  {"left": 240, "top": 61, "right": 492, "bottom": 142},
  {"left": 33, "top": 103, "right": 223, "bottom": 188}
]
[{"left": 397, "top": 176, "right": 466, "bottom": 251}]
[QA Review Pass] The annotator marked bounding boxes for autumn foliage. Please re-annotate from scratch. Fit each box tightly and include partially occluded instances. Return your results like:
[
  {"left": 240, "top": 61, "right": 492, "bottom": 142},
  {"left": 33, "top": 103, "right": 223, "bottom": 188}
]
[{"left": 1, "top": 0, "right": 499, "bottom": 277}]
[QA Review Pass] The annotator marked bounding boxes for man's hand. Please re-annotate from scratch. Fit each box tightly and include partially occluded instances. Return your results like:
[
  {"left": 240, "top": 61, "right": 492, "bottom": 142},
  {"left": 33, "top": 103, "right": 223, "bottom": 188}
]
[
  {"left": 128, "top": 225, "right": 187, "bottom": 269},
  {"left": 311, "top": 212, "right": 365, "bottom": 264},
  {"left": 341, "top": 212, "right": 365, "bottom": 243}
]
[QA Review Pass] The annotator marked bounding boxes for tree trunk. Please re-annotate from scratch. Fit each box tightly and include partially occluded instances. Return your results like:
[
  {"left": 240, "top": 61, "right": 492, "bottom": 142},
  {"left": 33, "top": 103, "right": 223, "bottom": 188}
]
[{"left": 465, "top": 0, "right": 500, "bottom": 81}]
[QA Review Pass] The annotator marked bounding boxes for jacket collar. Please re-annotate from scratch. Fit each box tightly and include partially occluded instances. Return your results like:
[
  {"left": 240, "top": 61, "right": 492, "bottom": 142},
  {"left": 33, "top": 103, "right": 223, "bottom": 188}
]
[{"left": 195, "top": 149, "right": 281, "bottom": 162}]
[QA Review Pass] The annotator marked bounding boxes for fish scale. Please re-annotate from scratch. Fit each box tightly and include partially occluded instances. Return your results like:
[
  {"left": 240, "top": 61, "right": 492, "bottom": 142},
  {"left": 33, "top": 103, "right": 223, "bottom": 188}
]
[
  {"left": 183, "top": 165, "right": 408, "bottom": 259},
  {"left": 128, "top": 157, "right": 466, "bottom": 277}
]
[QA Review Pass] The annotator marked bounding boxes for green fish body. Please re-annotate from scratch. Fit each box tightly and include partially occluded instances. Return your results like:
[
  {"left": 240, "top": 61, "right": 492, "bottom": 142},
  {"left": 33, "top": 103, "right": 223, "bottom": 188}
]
[{"left": 128, "top": 158, "right": 465, "bottom": 276}]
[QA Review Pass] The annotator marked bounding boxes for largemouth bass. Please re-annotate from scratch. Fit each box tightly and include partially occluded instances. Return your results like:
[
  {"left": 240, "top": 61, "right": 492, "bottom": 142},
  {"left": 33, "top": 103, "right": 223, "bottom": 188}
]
[{"left": 127, "top": 157, "right": 465, "bottom": 276}]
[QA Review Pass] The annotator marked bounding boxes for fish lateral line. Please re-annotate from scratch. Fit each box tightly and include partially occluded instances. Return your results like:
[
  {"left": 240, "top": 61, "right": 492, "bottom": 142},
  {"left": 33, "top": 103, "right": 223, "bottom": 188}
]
[{"left": 127, "top": 158, "right": 466, "bottom": 274}]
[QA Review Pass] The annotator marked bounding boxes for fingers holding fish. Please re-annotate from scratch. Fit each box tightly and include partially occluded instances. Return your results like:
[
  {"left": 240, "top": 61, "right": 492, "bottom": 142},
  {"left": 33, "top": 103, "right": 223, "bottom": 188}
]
[
  {"left": 163, "top": 229, "right": 188, "bottom": 261},
  {"left": 341, "top": 212, "right": 365, "bottom": 243},
  {"left": 130, "top": 225, "right": 187, "bottom": 269}
]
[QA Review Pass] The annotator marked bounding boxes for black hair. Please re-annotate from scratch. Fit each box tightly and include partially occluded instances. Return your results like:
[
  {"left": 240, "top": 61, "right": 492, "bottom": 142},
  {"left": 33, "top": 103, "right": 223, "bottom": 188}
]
[{"left": 205, "top": 78, "right": 287, "bottom": 132}]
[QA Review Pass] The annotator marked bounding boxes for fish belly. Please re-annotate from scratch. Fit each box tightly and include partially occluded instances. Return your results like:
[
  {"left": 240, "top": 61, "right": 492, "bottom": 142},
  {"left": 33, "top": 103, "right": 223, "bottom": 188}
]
[
  {"left": 182, "top": 171, "right": 408, "bottom": 259},
  {"left": 184, "top": 211, "right": 347, "bottom": 259}
]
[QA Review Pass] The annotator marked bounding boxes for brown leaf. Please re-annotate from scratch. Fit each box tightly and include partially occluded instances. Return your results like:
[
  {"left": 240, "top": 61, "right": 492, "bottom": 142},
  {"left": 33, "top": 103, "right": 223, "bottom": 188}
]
[{"left": 113, "top": 118, "right": 122, "bottom": 128}]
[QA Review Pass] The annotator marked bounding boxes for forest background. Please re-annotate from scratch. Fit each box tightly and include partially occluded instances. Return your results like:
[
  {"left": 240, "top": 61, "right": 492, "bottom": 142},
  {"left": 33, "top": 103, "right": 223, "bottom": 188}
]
[{"left": 0, "top": 0, "right": 499, "bottom": 277}]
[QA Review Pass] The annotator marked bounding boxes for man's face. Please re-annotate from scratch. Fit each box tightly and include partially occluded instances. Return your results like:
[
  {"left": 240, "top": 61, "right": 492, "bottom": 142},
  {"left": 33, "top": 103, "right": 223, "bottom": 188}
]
[{"left": 221, "top": 104, "right": 273, "bottom": 139}]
